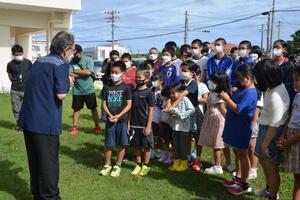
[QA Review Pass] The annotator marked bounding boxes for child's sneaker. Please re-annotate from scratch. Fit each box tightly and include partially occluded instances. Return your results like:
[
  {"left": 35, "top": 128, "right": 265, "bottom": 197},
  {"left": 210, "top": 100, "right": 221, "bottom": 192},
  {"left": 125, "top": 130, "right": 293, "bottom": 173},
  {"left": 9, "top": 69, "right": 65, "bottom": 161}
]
[
  {"left": 223, "top": 177, "right": 241, "bottom": 188},
  {"left": 163, "top": 152, "right": 173, "bottom": 164},
  {"left": 254, "top": 188, "right": 279, "bottom": 200},
  {"left": 248, "top": 168, "right": 257, "bottom": 180},
  {"left": 95, "top": 126, "right": 101, "bottom": 135},
  {"left": 139, "top": 165, "right": 150, "bottom": 176},
  {"left": 70, "top": 126, "right": 79, "bottom": 136},
  {"left": 228, "top": 182, "right": 252, "bottom": 195},
  {"left": 191, "top": 150, "right": 197, "bottom": 160},
  {"left": 192, "top": 159, "right": 201, "bottom": 171},
  {"left": 204, "top": 165, "right": 223, "bottom": 174},
  {"left": 158, "top": 151, "right": 168, "bottom": 162},
  {"left": 224, "top": 164, "right": 235, "bottom": 172},
  {"left": 110, "top": 165, "right": 121, "bottom": 177},
  {"left": 131, "top": 165, "right": 142, "bottom": 176},
  {"left": 99, "top": 164, "right": 112, "bottom": 176}
]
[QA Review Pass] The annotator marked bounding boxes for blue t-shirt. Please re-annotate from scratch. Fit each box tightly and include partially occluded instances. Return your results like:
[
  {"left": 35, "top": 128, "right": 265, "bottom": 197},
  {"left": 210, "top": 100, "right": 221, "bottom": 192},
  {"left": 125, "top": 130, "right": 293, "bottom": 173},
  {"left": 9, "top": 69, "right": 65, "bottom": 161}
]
[
  {"left": 231, "top": 57, "right": 254, "bottom": 86},
  {"left": 206, "top": 55, "right": 233, "bottom": 82},
  {"left": 181, "top": 79, "right": 198, "bottom": 106},
  {"left": 18, "top": 53, "right": 70, "bottom": 135},
  {"left": 222, "top": 88, "right": 258, "bottom": 149},
  {"left": 159, "top": 64, "right": 181, "bottom": 87}
]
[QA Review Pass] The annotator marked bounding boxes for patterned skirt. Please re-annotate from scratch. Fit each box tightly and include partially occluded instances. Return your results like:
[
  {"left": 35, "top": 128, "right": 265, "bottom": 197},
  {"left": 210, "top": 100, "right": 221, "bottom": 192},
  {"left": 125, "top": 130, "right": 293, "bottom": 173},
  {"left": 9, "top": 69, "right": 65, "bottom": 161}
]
[{"left": 284, "top": 128, "right": 300, "bottom": 174}]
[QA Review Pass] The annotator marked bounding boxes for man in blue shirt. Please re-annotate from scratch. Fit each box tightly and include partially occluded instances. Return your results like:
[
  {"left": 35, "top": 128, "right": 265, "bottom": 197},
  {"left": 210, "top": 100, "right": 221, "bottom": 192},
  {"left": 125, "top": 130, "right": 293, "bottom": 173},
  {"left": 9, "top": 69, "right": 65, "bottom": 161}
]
[
  {"left": 231, "top": 40, "right": 254, "bottom": 87},
  {"left": 206, "top": 38, "right": 233, "bottom": 82},
  {"left": 18, "top": 31, "right": 75, "bottom": 200}
]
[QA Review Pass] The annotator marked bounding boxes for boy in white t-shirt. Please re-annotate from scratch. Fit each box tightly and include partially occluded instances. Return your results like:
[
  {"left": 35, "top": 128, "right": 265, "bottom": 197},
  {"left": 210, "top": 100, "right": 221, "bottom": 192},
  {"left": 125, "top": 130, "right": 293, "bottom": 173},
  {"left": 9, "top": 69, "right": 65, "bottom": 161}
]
[{"left": 191, "top": 39, "right": 208, "bottom": 82}]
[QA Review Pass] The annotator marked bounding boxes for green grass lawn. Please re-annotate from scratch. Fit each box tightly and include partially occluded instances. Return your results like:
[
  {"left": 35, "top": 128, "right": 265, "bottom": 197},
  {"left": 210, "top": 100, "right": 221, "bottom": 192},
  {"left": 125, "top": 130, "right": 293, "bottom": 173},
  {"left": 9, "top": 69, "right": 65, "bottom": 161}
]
[{"left": 0, "top": 92, "right": 293, "bottom": 200}]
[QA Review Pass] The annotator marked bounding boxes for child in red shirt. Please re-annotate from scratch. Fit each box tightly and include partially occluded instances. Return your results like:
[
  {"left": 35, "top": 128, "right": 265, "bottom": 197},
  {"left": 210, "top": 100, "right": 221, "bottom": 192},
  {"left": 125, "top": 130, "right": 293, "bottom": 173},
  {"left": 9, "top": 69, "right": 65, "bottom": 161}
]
[{"left": 121, "top": 53, "right": 137, "bottom": 89}]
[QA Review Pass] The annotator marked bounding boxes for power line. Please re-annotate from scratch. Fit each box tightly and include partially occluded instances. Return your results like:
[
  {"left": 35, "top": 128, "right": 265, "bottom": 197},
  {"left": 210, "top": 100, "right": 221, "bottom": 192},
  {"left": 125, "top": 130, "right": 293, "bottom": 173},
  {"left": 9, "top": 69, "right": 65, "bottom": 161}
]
[{"left": 105, "top": 10, "right": 119, "bottom": 50}]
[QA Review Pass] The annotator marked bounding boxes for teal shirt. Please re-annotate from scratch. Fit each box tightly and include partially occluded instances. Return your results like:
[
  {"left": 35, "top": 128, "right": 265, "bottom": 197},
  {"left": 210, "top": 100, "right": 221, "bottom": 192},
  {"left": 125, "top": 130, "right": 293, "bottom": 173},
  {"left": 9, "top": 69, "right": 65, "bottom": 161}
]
[{"left": 69, "top": 55, "right": 95, "bottom": 95}]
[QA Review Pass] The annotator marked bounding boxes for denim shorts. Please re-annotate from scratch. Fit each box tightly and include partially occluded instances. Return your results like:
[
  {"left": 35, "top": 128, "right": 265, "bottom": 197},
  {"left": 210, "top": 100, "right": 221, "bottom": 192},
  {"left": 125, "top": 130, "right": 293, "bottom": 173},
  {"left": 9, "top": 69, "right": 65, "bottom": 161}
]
[
  {"left": 105, "top": 121, "right": 129, "bottom": 148},
  {"left": 254, "top": 124, "right": 284, "bottom": 165}
]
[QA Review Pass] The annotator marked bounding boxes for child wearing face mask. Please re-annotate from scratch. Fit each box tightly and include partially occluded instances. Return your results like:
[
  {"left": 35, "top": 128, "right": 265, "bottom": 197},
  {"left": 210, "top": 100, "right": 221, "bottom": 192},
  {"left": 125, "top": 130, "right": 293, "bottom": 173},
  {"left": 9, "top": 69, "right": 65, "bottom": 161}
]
[
  {"left": 191, "top": 39, "right": 208, "bottom": 82},
  {"left": 230, "top": 47, "right": 239, "bottom": 62},
  {"left": 168, "top": 82, "right": 195, "bottom": 172},
  {"left": 273, "top": 39, "right": 295, "bottom": 103},
  {"left": 140, "top": 60, "right": 155, "bottom": 88},
  {"left": 159, "top": 46, "right": 181, "bottom": 87},
  {"left": 231, "top": 41, "right": 254, "bottom": 87},
  {"left": 99, "top": 61, "right": 132, "bottom": 178},
  {"left": 250, "top": 45, "right": 263, "bottom": 64},
  {"left": 129, "top": 70, "right": 154, "bottom": 176},
  {"left": 180, "top": 44, "right": 193, "bottom": 62},
  {"left": 221, "top": 64, "right": 258, "bottom": 196},
  {"left": 121, "top": 53, "right": 137, "bottom": 89},
  {"left": 198, "top": 71, "right": 232, "bottom": 174},
  {"left": 206, "top": 38, "right": 233, "bottom": 83}
]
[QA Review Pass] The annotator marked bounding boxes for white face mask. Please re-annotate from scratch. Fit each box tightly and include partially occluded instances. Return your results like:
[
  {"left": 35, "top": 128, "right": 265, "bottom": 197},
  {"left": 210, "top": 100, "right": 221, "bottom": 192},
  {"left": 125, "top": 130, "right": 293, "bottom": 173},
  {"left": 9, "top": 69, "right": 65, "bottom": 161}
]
[
  {"left": 14, "top": 55, "right": 24, "bottom": 62},
  {"left": 207, "top": 80, "right": 217, "bottom": 91},
  {"left": 162, "top": 55, "right": 172, "bottom": 63},
  {"left": 273, "top": 48, "right": 283, "bottom": 57},
  {"left": 149, "top": 54, "right": 158, "bottom": 61},
  {"left": 111, "top": 73, "right": 122, "bottom": 82},
  {"left": 181, "top": 72, "right": 191, "bottom": 80},
  {"left": 239, "top": 49, "right": 248, "bottom": 58},
  {"left": 152, "top": 81, "right": 160, "bottom": 88},
  {"left": 192, "top": 49, "right": 200, "bottom": 56},
  {"left": 250, "top": 53, "right": 259, "bottom": 61},
  {"left": 68, "top": 54, "right": 74, "bottom": 62},
  {"left": 125, "top": 61, "right": 131, "bottom": 69},
  {"left": 215, "top": 45, "right": 223, "bottom": 54}
]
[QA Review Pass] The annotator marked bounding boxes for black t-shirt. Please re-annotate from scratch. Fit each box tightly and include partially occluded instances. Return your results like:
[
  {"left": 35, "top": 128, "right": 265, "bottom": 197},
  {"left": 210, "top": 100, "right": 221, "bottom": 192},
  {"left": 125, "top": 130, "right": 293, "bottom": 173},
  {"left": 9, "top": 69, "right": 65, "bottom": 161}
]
[
  {"left": 6, "top": 58, "right": 32, "bottom": 91},
  {"left": 279, "top": 61, "right": 295, "bottom": 102},
  {"left": 131, "top": 88, "right": 154, "bottom": 127},
  {"left": 181, "top": 79, "right": 198, "bottom": 106},
  {"left": 101, "top": 83, "right": 132, "bottom": 122}
]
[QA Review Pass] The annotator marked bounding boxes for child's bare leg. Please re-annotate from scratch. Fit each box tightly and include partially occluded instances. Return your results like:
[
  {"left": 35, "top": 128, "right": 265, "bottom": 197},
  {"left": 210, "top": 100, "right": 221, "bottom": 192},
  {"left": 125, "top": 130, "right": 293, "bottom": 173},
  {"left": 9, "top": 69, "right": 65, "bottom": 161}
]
[
  {"left": 248, "top": 138, "right": 258, "bottom": 169},
  {"left": 104, "top": 147, "right": 112, "bottom": 165},
  {"left": 144, "top": 147, "right": 151, "bottom": 165},
  {"left": 233, "top": 149, "right": 241, "bottom": 178},
  {"left": 214, "top": 149, "right": 222, "bottom": 166},
  {"left": 116, "top": 146, "right": 126, "bottom": 165},
  {"left": 134, "top": 148, "right": 142, "bottom": 164},
  {"left": 260, "top": 159, "right": 280, "bottom": 198},
  {"left": 293, "top": 174, "right": 300, "bottom": 200},
  {"left": 236, "top": 149, "right": 250, "bottom": 182},
  {"left": 223, "top": 147, "right": 232, "bottom": 165}
]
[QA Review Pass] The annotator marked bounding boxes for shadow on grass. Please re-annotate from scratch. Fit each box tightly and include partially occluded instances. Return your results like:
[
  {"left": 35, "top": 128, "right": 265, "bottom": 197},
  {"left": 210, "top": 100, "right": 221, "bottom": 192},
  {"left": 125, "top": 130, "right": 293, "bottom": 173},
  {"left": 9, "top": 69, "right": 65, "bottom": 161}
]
[
  {"left": 0, "top": 120, "right": 17, "bottom": 130},
  {"left": 0, "top": 160, "right": 31, "bottom": 199},
  {"left": 60, "top": 142, "right": 104, "bottom": 169},
  {"left": 147, "top": 161, "right": 254, "bottom": 200}
]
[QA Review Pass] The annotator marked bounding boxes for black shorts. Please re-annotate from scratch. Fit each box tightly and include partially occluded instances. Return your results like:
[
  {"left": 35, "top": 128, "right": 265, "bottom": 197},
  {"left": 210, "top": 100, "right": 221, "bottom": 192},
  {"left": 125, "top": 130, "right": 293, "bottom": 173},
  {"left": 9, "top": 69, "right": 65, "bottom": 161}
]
[
  {"left": 130, "top": 128, "right": 154, "bottom": 149},
  {"left": 72, "top": 93, "right": 97, "bottom": 111}
]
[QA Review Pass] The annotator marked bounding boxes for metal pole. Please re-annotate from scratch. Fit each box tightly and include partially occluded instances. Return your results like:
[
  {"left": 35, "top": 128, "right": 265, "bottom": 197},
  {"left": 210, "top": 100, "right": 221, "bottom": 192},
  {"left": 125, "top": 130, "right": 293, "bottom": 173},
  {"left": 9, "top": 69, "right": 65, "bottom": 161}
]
[
  {"left": 270, "top": 0, "right": 276, "bottom": 58},
  {"left": 184, "top": 11, "right": 188, "bottom": 44},
  {"left": 266, "top": 13, "right": 270, "bottom": 55},
  {"left": 260, "top": 24, "right": 264, "bottom": 51},
  {"left": 278, "top": 20, "right": 281, "bottom": 40}
]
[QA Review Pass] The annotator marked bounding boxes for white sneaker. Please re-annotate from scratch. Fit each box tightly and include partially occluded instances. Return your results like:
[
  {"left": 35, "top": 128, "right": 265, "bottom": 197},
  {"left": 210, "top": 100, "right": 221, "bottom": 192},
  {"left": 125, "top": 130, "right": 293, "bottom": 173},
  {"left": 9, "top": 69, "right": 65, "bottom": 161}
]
[
  {"left": 205, "top": 165, "right": 223, "bottom": 174},
  {"left": 224, "top": 164, "right": 235, "bottom": 172},
  {"left": 158, "top": 151, "right": 168, "bottom": 162},
  {"left": 248, "top": 168, "right": 257, "bottom": 180},
  {"left": 232, "top": 171, "right": 236, "bottom": 177}
]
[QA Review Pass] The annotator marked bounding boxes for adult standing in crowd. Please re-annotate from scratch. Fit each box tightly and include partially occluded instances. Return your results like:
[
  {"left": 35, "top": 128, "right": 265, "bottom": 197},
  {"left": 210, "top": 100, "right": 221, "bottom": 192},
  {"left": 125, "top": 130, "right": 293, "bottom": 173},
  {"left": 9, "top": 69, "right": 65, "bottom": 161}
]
[
  {"left": 6, "top": 44, "right": 32, "bottom": 129},
  {"left": 18, "top": 31, "right": 75, "bottom": 200},
  {"left": 69, "top": 44, "right": 101, "bottom": 136},
  {"left": 148, "top": 47, "right": 163, "bottom": 73}
]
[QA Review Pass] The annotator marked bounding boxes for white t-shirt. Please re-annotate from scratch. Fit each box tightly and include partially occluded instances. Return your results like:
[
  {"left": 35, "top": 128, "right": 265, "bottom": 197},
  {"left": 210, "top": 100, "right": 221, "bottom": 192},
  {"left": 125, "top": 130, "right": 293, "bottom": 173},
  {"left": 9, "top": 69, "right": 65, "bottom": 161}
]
[
  {"left": 197, "top": 82, "right": 209, "bottom": 114},
  {"left": 259, "top": 84, "right": 290, "bottom": 127},
  {"left": 257, "top": 93, "right": 264, "bottom": 108},
  {"left": 173, "top": 58, "right": 182, "bottom": 76},
  {"left": 191, "top": 56, "right": 208, "bottom": 82}
]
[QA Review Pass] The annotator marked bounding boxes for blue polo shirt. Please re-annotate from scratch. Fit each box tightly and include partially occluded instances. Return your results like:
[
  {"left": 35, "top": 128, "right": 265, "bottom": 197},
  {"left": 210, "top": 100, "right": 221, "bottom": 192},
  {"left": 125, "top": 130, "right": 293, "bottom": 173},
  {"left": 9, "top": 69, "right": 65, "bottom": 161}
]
[
  {"left": 18, "top": 53, "right": 70, "bottom": 135},
  {"left": 231, "top": 57, "right": 254, "bottom": 86},
  {"left": 206, "top": 55, "right": 233, "bottom": 82}
]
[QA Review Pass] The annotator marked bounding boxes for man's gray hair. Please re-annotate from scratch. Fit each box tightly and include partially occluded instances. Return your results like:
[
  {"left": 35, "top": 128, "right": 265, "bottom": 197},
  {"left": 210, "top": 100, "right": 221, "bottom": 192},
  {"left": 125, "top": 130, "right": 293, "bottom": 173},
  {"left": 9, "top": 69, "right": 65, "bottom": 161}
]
[{"left": 50, "top": 31, "right": 74, "bottom": 54}]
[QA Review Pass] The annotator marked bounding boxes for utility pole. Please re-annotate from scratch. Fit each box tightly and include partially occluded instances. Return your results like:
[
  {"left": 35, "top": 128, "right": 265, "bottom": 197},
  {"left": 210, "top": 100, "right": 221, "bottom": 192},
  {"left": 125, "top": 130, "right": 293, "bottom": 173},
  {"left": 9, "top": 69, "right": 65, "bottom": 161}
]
[
  {"left": 270, "top": 0, "right": 276, "bottom": 58},
  {"left": 259, "top": 24, "right": 264, "bottom": 52},
  {"left": 262, "top": 12, "right": 271, "bottom": 55},
  {"left": 105, "top": 10, "right": 119, "bottom": 50},
  {"left": 278, "top": 20, "right": 281, "bottom": 40},
  {"left": 184, "top": 10, "right": 189, "bottom": 44}
]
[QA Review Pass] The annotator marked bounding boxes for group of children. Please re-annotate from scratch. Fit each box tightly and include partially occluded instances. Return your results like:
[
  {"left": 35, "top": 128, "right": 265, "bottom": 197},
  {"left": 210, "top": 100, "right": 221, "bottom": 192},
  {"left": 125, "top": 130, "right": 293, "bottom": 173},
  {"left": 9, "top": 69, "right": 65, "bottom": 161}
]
[{"left": 96, "top": 38, "right": 300, "bottom": 200}]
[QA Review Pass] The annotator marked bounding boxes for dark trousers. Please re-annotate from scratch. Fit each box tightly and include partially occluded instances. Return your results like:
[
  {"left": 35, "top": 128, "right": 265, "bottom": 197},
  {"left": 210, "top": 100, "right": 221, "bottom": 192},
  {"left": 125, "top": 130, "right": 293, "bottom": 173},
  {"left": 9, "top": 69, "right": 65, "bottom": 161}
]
[
  {"left": 172, "top": 131, "right": 189, "bottom": 160},
  {"left": 24, "top": 130, "right": 61, "bottom": 200}
]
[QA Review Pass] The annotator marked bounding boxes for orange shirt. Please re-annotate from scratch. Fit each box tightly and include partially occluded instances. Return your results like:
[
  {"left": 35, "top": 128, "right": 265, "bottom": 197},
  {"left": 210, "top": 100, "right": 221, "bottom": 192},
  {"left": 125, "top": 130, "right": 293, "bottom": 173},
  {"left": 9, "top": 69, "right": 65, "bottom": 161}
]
[{"left": 122, "top": 67, "right": 137, "bottom": 88}]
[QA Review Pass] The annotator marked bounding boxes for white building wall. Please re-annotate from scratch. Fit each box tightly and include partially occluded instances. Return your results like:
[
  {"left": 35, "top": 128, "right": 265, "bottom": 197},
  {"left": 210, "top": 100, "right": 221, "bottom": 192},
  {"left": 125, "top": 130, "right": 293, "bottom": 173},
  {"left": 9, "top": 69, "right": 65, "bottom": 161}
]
[{"left": 0, "top": 25, "right": 12, "bottom": 92}]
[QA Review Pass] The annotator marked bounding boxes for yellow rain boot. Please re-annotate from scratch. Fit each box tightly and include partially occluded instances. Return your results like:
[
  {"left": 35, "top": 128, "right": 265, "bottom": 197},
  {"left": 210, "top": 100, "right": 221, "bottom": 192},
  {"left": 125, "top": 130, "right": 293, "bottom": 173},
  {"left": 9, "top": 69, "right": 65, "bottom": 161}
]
[
  {"left": 176, "top": 160, "right": 188, "bottom": 172},
  {"left": 169, "top": 160, "right": 180, "bottom": 171}
]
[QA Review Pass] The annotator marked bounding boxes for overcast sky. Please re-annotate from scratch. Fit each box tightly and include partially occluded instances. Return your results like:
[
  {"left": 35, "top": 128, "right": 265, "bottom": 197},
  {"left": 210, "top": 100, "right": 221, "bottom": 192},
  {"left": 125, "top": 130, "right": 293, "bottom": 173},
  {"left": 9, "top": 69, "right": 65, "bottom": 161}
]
[{"left": 69, "top": 0, "right": 300, "bottom": 53}]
